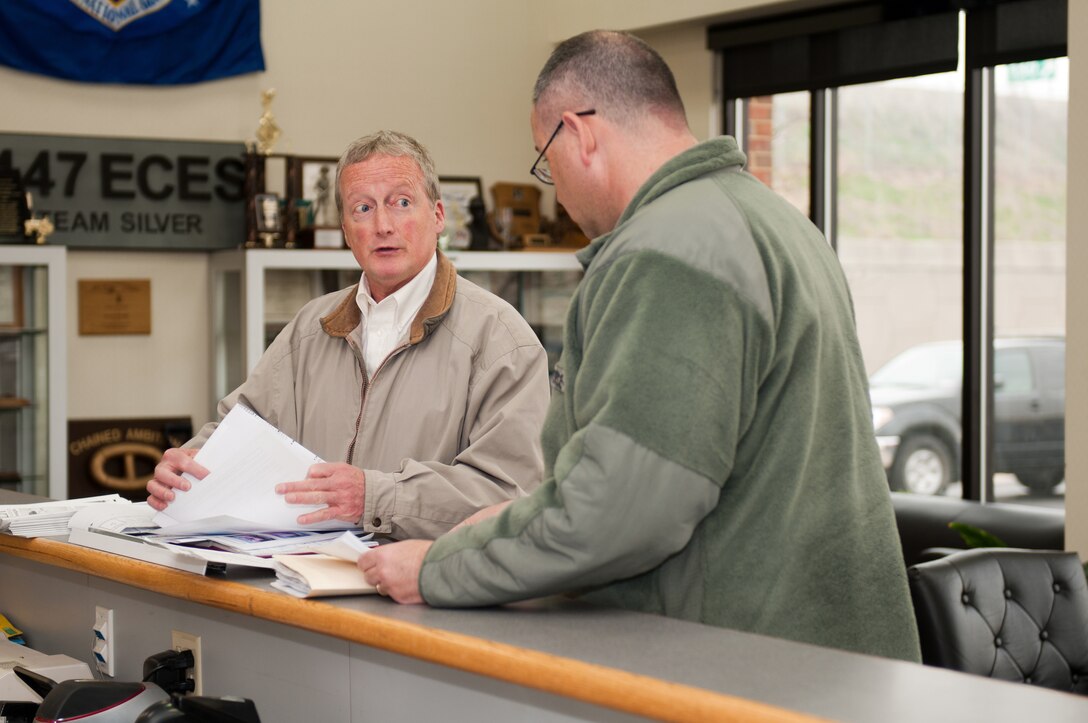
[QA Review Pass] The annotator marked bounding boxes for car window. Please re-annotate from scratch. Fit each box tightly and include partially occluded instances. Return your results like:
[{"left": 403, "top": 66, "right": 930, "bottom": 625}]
[
  {"left": 1032, "top": 343, "right": 1065, "bottom": 391},
  {"left": 994, "top": 349, "right": 1034, "bottom": 395},
  {"left": 870, "top": 343, "right": 962, "bottom": 389}
]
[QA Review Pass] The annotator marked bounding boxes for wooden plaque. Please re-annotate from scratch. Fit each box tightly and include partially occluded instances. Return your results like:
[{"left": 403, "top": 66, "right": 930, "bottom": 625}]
[{"left": 78, "top": 279, "right": 151, "bottom": 335}]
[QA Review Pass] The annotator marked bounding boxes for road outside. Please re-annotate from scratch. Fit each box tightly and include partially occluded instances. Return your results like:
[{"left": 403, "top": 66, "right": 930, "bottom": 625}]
[{"left": 943, "top": 474, "right": 1065, "bottom": 510}]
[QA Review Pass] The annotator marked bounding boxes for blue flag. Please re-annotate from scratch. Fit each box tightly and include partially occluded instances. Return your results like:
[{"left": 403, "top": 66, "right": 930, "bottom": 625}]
[{"left": 0, "top": 0, "right": 265, "bottom": 85}]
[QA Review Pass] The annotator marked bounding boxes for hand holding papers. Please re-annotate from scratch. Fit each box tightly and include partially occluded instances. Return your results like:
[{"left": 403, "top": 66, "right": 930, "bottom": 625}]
[{"left": 153, "top": 405, "right": 350, "bottom": 534}]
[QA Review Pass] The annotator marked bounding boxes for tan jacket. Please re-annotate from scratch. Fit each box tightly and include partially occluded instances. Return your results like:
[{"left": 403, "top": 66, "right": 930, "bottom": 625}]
[{"left": 190, "top": 251, "right": 550, "bottom": 539}]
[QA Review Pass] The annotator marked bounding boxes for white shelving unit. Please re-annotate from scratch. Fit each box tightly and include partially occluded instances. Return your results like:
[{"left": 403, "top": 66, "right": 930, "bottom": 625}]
[
  {"left": 208, "top": 249, "right": 582, "bottom": 415},
  {"left": 0, "top": 244, "right": 67, "bottom": 499}
]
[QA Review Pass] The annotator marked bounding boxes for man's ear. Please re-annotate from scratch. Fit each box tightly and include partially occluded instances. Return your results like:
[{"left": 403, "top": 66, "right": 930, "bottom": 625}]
[
  {"left": 562, "top": 110, "right": 597, "bottom": 168},
  {"left": 432, "top": 198, "right": 446, "bottom": 233}
]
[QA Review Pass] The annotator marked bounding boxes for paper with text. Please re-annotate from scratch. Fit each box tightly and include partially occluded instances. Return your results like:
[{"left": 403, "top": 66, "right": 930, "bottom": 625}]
[{"left": 152, "top": 405, "right": 350, "bottom": 533}]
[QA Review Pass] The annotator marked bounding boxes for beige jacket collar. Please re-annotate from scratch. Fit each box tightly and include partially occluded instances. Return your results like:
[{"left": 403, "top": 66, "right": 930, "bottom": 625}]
[{"left": 320, "top": 249, "right": 457, "bottom": 346}]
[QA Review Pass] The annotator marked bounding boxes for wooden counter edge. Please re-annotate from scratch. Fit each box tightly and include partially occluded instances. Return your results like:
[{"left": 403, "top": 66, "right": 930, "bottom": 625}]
[{"left": 0, "top": 534, "right": 825, "bottom": 723}]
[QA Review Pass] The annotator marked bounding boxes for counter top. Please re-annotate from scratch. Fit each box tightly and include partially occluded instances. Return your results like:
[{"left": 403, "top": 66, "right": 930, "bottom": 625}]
[{"left": 3, "top": 529, "right": 1088, "bottom": 722}]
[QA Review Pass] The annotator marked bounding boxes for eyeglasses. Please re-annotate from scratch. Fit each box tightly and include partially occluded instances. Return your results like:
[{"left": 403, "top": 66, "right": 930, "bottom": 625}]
[{"left": 529, "top": 109, "right": 596, "bottom": 185}]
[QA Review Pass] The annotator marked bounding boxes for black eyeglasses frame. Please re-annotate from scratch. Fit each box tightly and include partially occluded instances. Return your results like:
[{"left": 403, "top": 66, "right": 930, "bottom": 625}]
[{"left": 529, "top": 109, "right": 596, "bottom": 185}]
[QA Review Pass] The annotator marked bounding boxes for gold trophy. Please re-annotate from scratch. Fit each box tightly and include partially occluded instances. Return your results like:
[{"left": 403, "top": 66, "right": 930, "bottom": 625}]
[
  {"left": 254, "top": 88, "right": 282, "bottom": 156},
  {"left": 23, "top": 193, "right": 54, "bottom": 245}
]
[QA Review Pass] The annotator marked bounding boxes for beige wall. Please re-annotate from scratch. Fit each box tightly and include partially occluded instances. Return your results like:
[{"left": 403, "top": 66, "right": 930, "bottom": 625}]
[
  {"left": 1, "top": 0, "right": 1084, "bottom": 554},
  {"left": 543, "top": 0, "right": 836, "bottom": 40},
  {"left": 64, "top": 251, "right": 209, "bottom": 422},
  {"left": 1065, "top": 2, "right": 1087, "bottom": 555},
  {"left": 1, "top": 1, "right": 552, "bottom": 430}
]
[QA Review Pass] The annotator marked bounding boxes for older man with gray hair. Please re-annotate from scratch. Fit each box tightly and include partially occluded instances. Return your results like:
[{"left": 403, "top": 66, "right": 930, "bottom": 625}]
[{"left": 148, "top": 130, "right": 551, "bottom": 540}]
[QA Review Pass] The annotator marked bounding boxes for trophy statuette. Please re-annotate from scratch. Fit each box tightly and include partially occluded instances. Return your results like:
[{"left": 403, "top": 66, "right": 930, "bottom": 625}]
[
  {"left": 254, "top": 88, "right": 282, "bottom": 156},
  {"left": 23, "top": 193, "right": 54, "bottom": 244}
]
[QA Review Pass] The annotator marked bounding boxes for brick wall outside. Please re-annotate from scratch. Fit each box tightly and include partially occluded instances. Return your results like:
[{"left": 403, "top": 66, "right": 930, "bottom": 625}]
[{"left": 746, "top": 96, "right": 774, "bottom": 185}]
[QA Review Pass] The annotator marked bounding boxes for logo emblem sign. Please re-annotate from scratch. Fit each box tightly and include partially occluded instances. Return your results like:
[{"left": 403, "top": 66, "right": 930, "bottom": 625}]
[{"left": 69, "top": 0, "right": 174, "bottom": 32}]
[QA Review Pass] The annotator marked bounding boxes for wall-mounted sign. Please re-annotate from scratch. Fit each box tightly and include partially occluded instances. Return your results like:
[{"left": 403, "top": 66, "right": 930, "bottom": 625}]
[
  {"left": 68, "top": 417, "right": 192, "bottom": 501},
  {"left": 0, "top": 132, "right": 245, "bottom": 250},
  {"left": 78, "top": 279, "right": 152, "bottom": 335}
]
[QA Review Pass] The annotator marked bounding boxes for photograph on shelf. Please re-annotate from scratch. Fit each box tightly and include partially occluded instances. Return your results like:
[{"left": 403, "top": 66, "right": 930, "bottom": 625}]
[
  {"left": 286, "top": 156, "right": 343, "bottom": 249},
  {"left": 298, "top": 157, "right": 340, "bottom": 228},
  {"left": 0, "top": 266, "right": 23, "bottom": 328},
  {"left": 438, "top": 176, "right": 483, "bottom": 251},
  {"left": 254, "top": 193, "right": 282, "bottom": 248}
]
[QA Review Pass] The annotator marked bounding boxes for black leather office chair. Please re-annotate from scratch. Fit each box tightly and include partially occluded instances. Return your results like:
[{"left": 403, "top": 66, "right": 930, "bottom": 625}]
[{"left": 908, "top": 548, "right": 1088, "bottom": 695}]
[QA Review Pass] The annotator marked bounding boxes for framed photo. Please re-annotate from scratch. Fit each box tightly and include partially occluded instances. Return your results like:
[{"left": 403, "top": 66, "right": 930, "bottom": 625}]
[
  {"left": 252, "top": 193, "right": 282, "bottom": 248},
  {"left": 255, "top": 193, "right": 281, "bottom": 234},
  {"left": 294, "top": 157, "right": 339, "bottom": 228},
  {"left": 439, "top": 176, "right": 483, "bottom": 250},
  {"left": 0, "top": 266, "right": 23, "bottom": 329}
]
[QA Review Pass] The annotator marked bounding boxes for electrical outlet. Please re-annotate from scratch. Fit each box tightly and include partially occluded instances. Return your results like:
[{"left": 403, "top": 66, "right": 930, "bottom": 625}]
[
  {"left": 170, "top": 630, "right": 202, "bottom": 696},
  {"left": 92, "top": 606, "right": 114, "bottom": 677}
]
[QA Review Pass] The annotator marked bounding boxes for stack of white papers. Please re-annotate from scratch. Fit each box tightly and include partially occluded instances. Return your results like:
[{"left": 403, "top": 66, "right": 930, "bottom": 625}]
[
  {"left": 152, "top": 404, "right": 350, "bottom": 534},
  {"left": 0, "top": 494, "right": 130, "bottom": 538}
]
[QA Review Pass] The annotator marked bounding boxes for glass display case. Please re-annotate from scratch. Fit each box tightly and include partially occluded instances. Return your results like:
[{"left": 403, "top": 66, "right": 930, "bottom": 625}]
[
  {"left": 0, "top": 245, "right": 67, "bottom": 498},
  {"left": 208, "top": 249, "right": 582, "bottom": 416}
]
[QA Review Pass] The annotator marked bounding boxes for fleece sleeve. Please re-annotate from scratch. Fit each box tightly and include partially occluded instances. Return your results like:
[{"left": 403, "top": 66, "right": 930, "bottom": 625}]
[{"left": 419, "top": 251, "right": 772, "bottom": 605}]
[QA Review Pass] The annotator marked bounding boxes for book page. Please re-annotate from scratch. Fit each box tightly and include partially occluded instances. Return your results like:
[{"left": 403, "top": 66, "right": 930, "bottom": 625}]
[
  {"left": 68, "top": 501, "right": 157, "bottom": 534},
  {"left": 304, "top": 531, "right": 377, "bottom": 562},
  {"left": 152, "top": 405, "right": 348, "bottom": 532}
]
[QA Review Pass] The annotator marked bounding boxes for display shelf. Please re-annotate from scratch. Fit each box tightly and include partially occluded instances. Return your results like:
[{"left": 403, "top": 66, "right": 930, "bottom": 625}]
[
  {"left": 208, "top": 249, "right": 582, "bottom": 416},
  {"left": 0, "top": 245, "right": 67, "bottom": 498}
]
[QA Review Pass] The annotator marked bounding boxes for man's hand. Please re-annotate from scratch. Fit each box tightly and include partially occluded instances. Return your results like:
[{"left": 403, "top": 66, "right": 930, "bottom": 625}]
[
  {"left": 358, "top": 540, "right": 433, "bottom": 604},
  {"left": 450, "top": 499, "right": 514, "bottom": 532},
  {"left": 276, "top": 462, "right": 365, "bottom": 525},
  {"left": 147, "top": 448, "right": 208, "bottom": 512}
]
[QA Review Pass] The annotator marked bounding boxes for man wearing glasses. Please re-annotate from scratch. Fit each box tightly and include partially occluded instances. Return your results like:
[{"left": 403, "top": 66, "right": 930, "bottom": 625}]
[{"left": 361, "top": 31, "right": 920, "bottom": 662}]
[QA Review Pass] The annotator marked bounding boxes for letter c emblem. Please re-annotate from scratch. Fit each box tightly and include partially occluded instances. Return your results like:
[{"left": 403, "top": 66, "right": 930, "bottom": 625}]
[{"left": 90, "top": 442, "right": 162, "bottom": 491}]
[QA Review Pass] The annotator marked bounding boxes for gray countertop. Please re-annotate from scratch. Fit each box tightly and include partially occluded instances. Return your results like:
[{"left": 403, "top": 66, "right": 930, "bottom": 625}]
[{"left": 3, "top": 490, "right": 1087, "bottom": 721}]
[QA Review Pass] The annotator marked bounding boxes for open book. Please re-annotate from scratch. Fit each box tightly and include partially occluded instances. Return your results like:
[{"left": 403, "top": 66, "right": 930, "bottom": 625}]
[{"left": 270, "top": 532, "right": 378, "bottom": 598}]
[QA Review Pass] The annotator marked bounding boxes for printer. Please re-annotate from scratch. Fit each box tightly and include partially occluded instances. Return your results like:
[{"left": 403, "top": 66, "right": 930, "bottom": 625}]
[{"left": 0, "top": 637, "right": 92, "bottom": 704}]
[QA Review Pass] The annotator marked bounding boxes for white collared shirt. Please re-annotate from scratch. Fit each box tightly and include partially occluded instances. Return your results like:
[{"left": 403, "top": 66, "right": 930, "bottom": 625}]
[{"left": 355, "top": 252, "right": 438, "bottom": 378}]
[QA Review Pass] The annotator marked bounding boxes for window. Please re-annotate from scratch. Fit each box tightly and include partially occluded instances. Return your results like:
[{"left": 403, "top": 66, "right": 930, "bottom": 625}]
[
  {"left": 711, "top": 0, "right": 1067, "bottom": 507},
  {"left": 992, "top": 58, "right": 1067, "bottom": 502},
  {"left": 743, "top": 92, "right": 810, "bottom": 216},
  {"left": 994, "top": 349, "right": 1033, "bottom": 396},
  {"left": 837, "top": 71, "right": 963, "bottom": 379}
]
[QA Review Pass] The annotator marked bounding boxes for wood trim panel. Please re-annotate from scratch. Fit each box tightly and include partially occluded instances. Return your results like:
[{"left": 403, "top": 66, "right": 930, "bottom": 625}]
[{"left": 0, "top": 535, "right": 823, "bottom": 723}]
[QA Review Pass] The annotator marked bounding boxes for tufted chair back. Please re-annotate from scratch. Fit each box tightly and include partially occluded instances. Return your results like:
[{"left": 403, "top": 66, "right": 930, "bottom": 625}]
[{"left": 908, "top": 548, "right": 1088, "bottom": 694}]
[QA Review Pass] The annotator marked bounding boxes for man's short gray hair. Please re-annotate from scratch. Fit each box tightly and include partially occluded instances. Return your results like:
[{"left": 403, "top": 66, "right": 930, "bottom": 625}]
[
  {"left": 532, "top": 30, "right": 686, "bottom": 126},
  {"left": 335, "top": 130, "right": 440, "bottom": 219}
]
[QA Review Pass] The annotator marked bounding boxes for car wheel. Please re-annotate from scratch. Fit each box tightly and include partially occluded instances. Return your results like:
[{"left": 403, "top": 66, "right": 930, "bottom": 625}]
[
  {"left": 891, "top": 434, "right": 953, "bottom": 496},
  {"left": 1014, "top": 468, "right": 1064, "bottom": 495}
]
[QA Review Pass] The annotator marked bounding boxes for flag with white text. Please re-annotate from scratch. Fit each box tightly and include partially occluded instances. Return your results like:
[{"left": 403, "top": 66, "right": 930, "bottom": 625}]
[{"left": 0, "top": 0, "right": 265, "bottom": 85}]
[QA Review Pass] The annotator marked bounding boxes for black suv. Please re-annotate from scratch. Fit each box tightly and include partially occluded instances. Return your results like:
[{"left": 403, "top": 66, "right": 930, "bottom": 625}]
[{"left": 869, "top": 337, "right": 1065, "bottom": 495}]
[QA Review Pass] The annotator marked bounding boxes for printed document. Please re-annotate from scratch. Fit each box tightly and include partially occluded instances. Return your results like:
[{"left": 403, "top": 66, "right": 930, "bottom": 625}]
[{"left": 152, "top": 405, "right": 350, "bottom": 533}]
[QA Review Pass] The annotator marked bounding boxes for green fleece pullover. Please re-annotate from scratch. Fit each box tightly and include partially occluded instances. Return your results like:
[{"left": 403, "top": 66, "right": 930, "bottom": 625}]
[{"left": 420, "top": 136, "right": 921, "bottom": 662}]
